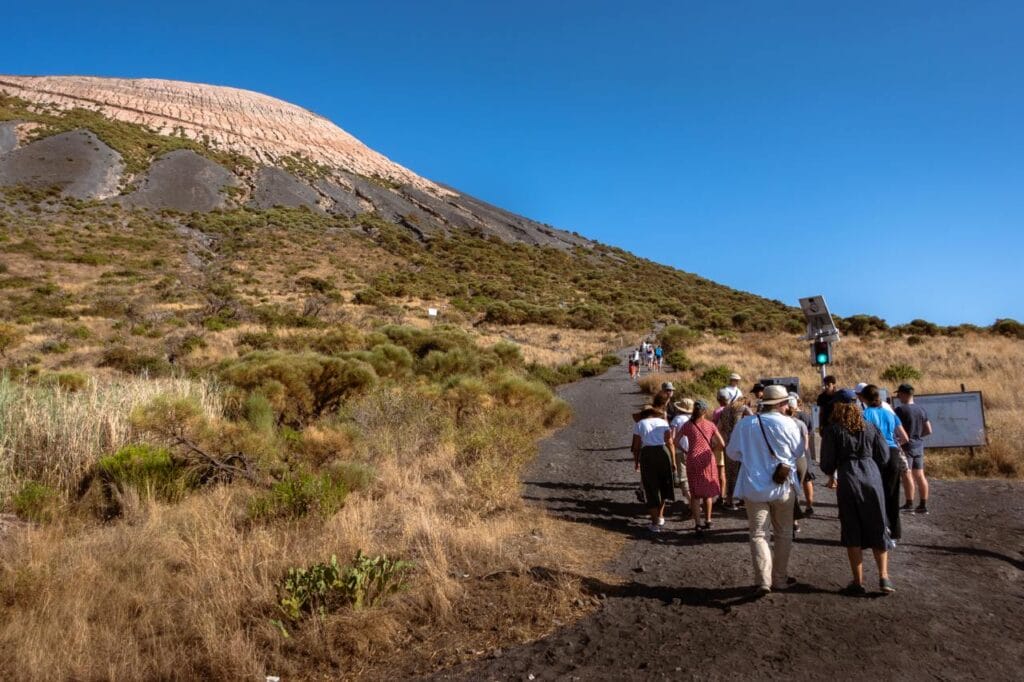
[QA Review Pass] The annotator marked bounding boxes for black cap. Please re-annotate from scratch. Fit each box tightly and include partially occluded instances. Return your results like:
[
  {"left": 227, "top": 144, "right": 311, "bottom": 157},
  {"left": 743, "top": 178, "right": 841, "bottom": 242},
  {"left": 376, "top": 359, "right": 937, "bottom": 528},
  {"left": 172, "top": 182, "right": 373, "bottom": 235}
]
[
  {"left": 752, "top": 383, "right": 765, "bottom": 393},
  {"left": 897, "top": 383, "right": 915, "bottom": 394}
]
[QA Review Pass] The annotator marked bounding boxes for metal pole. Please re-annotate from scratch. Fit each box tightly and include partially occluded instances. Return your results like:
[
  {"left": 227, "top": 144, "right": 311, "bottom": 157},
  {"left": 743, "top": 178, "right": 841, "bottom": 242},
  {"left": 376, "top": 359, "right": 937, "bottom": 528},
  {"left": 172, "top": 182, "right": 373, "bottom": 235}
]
[{"left": 962, "top": 383, "right": 975, "bottom": 458}]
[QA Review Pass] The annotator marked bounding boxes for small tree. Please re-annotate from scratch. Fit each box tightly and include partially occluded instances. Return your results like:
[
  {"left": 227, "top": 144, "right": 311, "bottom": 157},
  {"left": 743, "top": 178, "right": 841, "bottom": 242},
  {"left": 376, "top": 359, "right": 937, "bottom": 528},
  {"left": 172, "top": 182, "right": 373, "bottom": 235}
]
[{"left": 0, "top": 323, "right": 25, "bottom": 358}]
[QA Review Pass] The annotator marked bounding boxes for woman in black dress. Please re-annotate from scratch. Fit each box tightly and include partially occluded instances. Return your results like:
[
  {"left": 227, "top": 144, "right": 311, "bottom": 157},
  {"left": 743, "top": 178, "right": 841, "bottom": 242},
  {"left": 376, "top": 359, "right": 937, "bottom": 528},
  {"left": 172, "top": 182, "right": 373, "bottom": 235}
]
[{"left": 820, "top": 390, "right": 895, "bottom": 595}]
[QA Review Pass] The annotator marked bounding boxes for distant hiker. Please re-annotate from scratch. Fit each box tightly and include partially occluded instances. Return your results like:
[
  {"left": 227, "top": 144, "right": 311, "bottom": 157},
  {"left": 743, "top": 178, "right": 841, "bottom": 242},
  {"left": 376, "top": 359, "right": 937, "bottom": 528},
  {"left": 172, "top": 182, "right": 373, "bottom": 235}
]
[
  {"left": 659, "top": 382, "right": 681, "bottom": 421},
  {"left": 680, "top": 400, "right": 726, "bottom": 534},
  {"left": 631, "top": 406, "right": 677, "bottom": 532},
  {"left": 646, "top": 345, "right": 655, "bottom": 369},
  {"left": 669, "top": 398, "right": 695, "bottom": 506},
  {"left": 816, "top": 375, "right": 839, "bottom": 431},
  {"left": 721, "top": 373, "right": 743, "bottom": 404},
  {"left": 628, "top": 356, "right": 639, "bottom": 381},
  {"left": 715, "top": 401, "right": 748, "bottom": 511},
  {"left": 788, "top": 393, "right": 816, "bottom": 518},
  {"left": 725, "top": 385, "right": 804, "bottom": 596},
  {"left": 895, "top": 383, "right": 932, "bottom": 514},
  {"left": 820, "top": 389, "right": 895, "bottom": 595},
  {"left": 712, "top": 388, "right": 730, "bottom": 423},
  {"left": 861, "top": 384, "right": 908, "bottom": 543},
  {"left": 654, "top": 345, "right": 664, "bottom": 370}
]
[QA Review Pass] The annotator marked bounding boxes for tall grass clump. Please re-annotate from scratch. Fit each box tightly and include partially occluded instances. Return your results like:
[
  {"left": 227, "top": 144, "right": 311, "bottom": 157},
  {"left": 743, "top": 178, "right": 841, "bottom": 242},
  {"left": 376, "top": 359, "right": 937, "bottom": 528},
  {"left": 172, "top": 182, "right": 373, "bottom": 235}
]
[{"left": 0, "top": 374, "right": 221, "bottom": 499}]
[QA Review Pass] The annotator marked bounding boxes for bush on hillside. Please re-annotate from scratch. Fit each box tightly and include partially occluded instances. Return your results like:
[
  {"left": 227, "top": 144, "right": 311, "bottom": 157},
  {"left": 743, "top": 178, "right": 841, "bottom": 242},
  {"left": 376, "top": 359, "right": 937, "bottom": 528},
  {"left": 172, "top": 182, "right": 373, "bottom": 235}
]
[
  {"left": 839, "top": 314, "right": 889, "bottom": 336},
  {"left": 219, "top": 351, "right": 377, "bottom": 426},
  {"left": 991, "top": 318, "right": 1024, "bottom": 339},
  {"left": 659, "top": 325, "right": 699, "bottom": 354},
  {"left": 99, "top": 345, "right": 171, "bottom": 376},
  {"left": 881, "top": 363, "right": 922, "bottom": 383},
  {"left": 98, "top": 443, "right": 187, "bottom": 501}
]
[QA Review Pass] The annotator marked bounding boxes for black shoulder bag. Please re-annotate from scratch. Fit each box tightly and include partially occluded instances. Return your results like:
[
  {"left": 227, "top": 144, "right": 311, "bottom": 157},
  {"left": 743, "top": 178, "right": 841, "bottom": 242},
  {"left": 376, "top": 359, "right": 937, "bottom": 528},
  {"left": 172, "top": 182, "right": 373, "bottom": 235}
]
[{"left": 757, "top": 416, "right": 792, "bottom": 485}]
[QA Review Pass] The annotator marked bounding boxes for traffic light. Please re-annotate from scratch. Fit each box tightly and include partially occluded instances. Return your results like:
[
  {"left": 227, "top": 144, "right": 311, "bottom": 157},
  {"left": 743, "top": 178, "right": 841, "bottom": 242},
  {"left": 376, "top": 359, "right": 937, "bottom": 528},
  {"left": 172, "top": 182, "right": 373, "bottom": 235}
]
[{"left": 812, "top": 340, "right": 832, "bottom": 366}]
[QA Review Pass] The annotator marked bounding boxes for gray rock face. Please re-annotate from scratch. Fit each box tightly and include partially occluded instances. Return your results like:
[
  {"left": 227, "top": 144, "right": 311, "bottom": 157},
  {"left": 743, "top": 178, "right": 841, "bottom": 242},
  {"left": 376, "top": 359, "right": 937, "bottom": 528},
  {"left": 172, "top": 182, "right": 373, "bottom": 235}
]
[
  {"left": 315, "top": 179, "right": 365, "bottom": 217},
  {"left": 0, "top": 122, "right": 18, "bottom": 154},
  {"left": 0, "top": 129, "right": 123, "bottom": 199},
  {"left": 345, "top": 173, "right": 440, "bottom": 236},
  {"left": 248, "top": 167, "right": 321, "bottom": 210},
  {"left": 123, "top": 149, "right": 239, "bottom": 212}
]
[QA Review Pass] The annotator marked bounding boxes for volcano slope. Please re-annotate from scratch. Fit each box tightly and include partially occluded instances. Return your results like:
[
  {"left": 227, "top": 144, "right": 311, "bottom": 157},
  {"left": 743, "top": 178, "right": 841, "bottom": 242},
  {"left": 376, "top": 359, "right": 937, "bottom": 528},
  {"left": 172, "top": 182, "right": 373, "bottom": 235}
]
[{"left": 431, "top": 354, "right": 1024, "bottom": 681}]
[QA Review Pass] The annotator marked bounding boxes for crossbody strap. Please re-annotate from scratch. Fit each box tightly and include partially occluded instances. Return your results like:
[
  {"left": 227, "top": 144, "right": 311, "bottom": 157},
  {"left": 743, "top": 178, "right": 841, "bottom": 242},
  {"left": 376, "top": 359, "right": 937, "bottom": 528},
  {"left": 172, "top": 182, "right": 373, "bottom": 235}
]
[
  {"left": 691, "top": 420, "right": 714, "bottom": 452},
  {"left": 756, "top": 416, "right": 782, "bottom": 463}
]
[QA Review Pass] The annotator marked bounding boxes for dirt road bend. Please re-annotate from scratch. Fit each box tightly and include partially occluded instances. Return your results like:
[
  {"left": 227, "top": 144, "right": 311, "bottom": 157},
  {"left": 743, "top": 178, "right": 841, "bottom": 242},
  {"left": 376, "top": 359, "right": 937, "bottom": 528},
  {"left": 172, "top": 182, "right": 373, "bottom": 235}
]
[{"left": 433, "top": 351, "right": 1024, "bottom": 681}]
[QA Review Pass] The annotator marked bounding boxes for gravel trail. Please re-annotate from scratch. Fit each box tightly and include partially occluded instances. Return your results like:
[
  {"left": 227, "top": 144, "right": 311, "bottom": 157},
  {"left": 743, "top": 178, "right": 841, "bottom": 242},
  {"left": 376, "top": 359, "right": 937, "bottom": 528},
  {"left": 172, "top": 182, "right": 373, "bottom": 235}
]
[{"left": 434, "top": 351, "right": 1024, "bottom": 681}]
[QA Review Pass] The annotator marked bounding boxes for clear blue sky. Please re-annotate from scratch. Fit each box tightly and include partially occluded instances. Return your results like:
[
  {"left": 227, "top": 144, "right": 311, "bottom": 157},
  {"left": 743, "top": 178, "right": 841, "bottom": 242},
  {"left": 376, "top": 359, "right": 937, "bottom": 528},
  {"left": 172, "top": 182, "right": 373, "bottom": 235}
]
[{"left": 3, "top": 1, "right": 1022, "bottom": 325}]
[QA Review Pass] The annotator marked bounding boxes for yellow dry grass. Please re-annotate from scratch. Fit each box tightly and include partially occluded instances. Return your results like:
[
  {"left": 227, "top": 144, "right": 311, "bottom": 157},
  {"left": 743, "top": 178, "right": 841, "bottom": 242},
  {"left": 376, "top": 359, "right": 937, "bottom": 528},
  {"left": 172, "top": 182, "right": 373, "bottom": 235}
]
[{"left": 0, "top": 379, "right": 622, "bottom": 680}]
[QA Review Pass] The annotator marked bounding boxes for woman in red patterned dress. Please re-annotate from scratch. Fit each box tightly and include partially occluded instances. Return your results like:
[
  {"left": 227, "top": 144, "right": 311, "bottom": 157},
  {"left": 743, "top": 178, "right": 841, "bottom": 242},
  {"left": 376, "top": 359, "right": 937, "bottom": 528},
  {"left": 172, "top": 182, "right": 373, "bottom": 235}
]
[{"left": 681, "top": 400, "right": 726, "bottom": 534}]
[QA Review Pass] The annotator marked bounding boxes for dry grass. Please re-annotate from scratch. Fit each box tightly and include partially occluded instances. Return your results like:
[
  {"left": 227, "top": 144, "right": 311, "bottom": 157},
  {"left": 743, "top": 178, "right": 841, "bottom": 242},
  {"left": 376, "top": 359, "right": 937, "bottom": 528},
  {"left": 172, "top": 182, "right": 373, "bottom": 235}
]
[
  {"left": 647, "top": 331, "right": 1023, "bottom": 478},
  {"left": 477, "top": 324, "right": 630, "bottom": 366},
  {"left": 0, "top": 375, "right": 221, "bottom": 500},
  {"left": 0, "top": 379, "right": 622, "bottom": 680}
]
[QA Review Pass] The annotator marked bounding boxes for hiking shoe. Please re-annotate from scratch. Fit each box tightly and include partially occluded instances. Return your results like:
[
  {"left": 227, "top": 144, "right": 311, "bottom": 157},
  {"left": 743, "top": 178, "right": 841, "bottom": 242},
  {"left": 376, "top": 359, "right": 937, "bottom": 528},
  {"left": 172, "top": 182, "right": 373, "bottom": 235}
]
[
  {"left": 754, "top": 585, "right": 771, "bottom": 597},
  {"left": 900, "top": 502, "right": 914, "bottom": 512},
  {"left": 804, "top": 506, "right": 814, "bottom": 517},
  {"left": 879, "top": 578, "right": 896, "bottom": 594},
  {"left": 772, "top": 577, "right": 797, "bottom": 591},
  {"left": 648, "top": 523, "right": 661, "bottom": 533},
  {"left": 657, "top": 516, "right": 666, "bottom": 526},
  {"left": 916, "top": 504, "right": 929, "bottom": 515},
  {"left": 839, "top": 582, "right": 867, "bottom": 597}
]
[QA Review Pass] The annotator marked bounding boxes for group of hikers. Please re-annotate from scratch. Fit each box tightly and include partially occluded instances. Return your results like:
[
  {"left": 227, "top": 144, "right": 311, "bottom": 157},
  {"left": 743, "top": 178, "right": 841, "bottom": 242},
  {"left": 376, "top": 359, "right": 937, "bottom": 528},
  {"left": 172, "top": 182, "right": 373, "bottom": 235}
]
[
  {"left": 628, "top": 342, "right": 663, "bottom": 379},
  {"left": 629, "top": 353, "right": 933, "bottom": 597}
]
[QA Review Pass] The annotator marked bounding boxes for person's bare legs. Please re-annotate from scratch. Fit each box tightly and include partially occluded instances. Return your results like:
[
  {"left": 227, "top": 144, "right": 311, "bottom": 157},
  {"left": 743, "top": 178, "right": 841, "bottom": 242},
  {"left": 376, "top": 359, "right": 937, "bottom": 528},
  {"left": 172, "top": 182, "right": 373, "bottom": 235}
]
[
  {"left": 846, "top": 547, "right": 864, "bottom": 585},
  {"left": 902, "top": 470, "right": 916, "bottom": 505},
  {"left": 803, "top": 479, "right": 814, "bottom": 509},
  {"left": 718, "top": 465, "right": 727, "bottom": 505},
  {"left": 913, "top": 468, "right": 929, "bottom": 504},
  {"left": 690, "top": 496, "right": 702, "bottom": 529},
  {"left": 872, "top": 548, "right": 889, "bottom": 580},
  {"left": 703, "top": 497, "right": 713, "bottom": 525}
]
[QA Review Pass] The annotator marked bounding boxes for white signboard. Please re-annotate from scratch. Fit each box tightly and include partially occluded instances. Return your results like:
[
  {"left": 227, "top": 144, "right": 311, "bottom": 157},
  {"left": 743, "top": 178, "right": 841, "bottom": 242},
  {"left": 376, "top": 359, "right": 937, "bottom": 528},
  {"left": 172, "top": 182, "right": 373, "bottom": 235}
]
[
  {"left": 893, "top": 391, "right": 987, "bottom": 449},
  {"left": 799, "top": 295, "right": 840, "bottom": 342},
  {"left": 427, "top": 308, "right": 438, "bottom": 318}
]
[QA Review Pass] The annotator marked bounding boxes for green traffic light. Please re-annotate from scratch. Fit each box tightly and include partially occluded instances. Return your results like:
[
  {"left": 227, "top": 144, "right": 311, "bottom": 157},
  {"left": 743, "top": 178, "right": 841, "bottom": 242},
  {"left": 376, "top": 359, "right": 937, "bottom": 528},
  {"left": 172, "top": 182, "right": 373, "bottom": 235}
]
[{"left": 816, "top": 353, "right": 829, "bottom": 364}]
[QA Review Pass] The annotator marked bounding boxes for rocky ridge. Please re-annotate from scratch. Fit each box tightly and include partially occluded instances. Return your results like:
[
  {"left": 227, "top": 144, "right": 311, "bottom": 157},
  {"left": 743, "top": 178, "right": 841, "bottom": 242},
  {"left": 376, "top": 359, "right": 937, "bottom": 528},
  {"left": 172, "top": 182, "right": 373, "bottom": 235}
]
[{"left": 0, "top": 75, "right": 588, "bottom": 249}]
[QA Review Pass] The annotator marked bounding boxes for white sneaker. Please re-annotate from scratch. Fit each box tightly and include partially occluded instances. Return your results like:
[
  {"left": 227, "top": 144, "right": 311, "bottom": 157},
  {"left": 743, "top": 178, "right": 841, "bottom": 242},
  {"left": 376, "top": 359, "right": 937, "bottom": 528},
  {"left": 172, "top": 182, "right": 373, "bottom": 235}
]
[{"left": 657, "top": 517, "right": 666, "bottom": 526}]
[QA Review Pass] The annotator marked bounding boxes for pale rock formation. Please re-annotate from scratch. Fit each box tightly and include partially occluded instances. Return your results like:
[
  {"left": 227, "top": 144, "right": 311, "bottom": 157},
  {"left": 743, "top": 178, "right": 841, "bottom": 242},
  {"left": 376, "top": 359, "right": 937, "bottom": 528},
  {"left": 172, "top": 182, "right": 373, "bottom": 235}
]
[{"left": 0, "top": 75, "right": 450, "bottom": 195}]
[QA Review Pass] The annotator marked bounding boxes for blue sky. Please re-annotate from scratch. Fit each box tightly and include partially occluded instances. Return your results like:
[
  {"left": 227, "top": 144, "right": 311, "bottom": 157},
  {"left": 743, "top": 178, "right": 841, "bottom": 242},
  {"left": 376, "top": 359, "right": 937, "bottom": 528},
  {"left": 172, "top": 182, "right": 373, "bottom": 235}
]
[{"left": 2, "top": 1, "right": 1022, "bottom": 325}]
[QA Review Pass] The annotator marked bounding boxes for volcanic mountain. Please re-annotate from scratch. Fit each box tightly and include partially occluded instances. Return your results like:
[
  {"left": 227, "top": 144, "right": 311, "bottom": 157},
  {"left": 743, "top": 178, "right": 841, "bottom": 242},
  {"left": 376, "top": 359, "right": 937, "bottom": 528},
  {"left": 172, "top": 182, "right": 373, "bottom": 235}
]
[{"left": 0, "top": 75, "right": 587, "bottom": 248}]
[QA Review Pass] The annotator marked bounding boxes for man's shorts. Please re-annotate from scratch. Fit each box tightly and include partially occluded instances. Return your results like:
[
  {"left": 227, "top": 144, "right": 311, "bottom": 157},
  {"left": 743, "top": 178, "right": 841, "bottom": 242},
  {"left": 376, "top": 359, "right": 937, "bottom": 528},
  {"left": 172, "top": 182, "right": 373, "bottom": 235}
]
[{"left": 905, "top": 446, "right": 925, "bottom": 470}]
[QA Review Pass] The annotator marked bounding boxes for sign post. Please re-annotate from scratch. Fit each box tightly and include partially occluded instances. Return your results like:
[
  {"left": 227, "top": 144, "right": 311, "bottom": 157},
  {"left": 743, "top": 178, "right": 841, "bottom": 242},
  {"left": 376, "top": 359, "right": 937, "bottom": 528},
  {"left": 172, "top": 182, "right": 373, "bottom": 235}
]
[{"left": 799, "top": 295, "right": 840, "bottom": 385}]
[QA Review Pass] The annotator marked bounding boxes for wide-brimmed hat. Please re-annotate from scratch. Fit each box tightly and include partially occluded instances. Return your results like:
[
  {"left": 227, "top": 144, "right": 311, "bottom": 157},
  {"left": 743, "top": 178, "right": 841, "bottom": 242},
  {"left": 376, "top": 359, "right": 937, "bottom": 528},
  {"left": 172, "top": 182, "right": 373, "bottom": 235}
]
[
  {"left": 728, "top": 373, "right": 742, "bottom": 381},
  {"left": 761, "top": 385, "right": 790, "bottom": 405},
  {"left": 675, "top": 398, "right": 695, "bottom": 414}
]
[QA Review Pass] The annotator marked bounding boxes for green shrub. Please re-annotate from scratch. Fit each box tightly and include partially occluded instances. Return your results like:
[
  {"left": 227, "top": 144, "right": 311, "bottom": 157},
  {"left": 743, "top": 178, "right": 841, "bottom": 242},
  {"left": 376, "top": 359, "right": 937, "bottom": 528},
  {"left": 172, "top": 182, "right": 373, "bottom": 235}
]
[
  {"left": 659, "top": 325, "right": 699, "bottom": 354},
  {"left": 99, "top": 346, "right": 171, "bottom": 376},
  {"left": 278, "top": 551, "right": 413, "bottom": 620},
  {"left": 0, "top": 323, "right": 25, "bottom": 357},
  {"left": 38, "top": 370, "right": 89, "bottom": 392},
  {"left": 12, "top": 481, "right": 59, "bottom": 522},
  {"left": 98, "top": 443, "right": 185, "bottom": 501},
  {"left": 219, "top": 351, "right": 377, "bottom": 426},
  {"left": 881, "top": 363, "right": 922, "bottom": 383},
  {"left": 353, "top": 288, "right": 386, "bottom": 306},
  {"left": 907, "top": 335, "right": 924, "bottom": 347},
  {"left": 665, "top": 349, "right": 693, "bottom": 371},
  {"left": 991, "top": 318, "right": 1024, "bottom": 339},
  {"left": 249, "top": 471, "right": 348, "bottom": 521}
]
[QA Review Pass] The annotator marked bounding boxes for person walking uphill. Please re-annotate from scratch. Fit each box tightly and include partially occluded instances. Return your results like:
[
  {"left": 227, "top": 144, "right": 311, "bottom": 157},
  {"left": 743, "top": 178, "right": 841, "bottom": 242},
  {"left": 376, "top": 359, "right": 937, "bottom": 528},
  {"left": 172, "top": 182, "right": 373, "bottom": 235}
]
[
  {"left": 631, "top": 406, "right": 677, "bottom": 532},
  {"left": 680, "top": 400, "right": 725, "bottom": 534},
  {"left": 726, "top": 385, "right": 804, "bottom": 596},
  {"left": 820, "top": 390, "right": 896, "bottom": 595}
]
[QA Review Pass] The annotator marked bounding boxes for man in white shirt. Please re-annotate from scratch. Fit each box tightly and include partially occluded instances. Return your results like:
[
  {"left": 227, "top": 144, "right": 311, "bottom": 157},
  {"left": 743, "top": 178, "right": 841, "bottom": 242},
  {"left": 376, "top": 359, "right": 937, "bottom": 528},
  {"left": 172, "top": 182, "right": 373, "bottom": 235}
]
[
  {"left": 726, "top": 384, "right": 805, "bottom": 596},
  {"left": 721, "top": 372, "right": 743, "bottom": 405}
]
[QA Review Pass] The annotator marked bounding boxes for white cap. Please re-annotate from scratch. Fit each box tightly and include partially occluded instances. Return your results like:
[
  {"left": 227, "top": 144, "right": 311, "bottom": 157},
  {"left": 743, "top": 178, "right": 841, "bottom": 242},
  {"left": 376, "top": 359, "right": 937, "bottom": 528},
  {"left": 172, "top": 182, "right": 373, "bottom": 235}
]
[{"left": 854, "top": 382, "right": 868, "bottom": 394}]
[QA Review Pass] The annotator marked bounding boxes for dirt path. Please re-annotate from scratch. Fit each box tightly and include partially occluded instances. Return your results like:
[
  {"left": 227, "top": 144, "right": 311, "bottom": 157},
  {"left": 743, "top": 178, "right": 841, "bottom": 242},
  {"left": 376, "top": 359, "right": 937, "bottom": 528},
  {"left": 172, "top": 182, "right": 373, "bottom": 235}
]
[{"left": 433, "top": 352, "right": 1024, "bottom": 681}]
